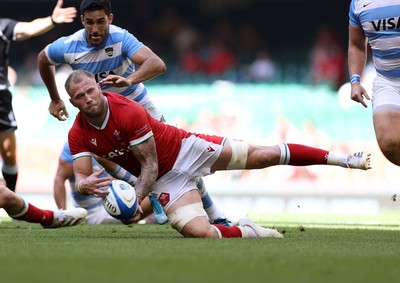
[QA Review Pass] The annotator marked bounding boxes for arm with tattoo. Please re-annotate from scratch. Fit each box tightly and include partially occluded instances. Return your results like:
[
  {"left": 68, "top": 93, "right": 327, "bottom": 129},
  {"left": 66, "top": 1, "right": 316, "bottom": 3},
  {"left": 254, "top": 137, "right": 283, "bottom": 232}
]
[{"left": 130, "top": 137, "right": 159, "bottom": 203}]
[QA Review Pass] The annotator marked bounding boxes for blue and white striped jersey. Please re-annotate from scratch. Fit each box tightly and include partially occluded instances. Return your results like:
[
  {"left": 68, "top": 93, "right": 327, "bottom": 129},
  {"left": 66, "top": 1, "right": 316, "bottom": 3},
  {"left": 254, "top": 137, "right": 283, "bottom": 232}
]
[
  {"left": 349, "top": 0, "right": 400, "bottom": 79},
  {"left": 45, "top": 24, "right": 146, "bottom": 100}
]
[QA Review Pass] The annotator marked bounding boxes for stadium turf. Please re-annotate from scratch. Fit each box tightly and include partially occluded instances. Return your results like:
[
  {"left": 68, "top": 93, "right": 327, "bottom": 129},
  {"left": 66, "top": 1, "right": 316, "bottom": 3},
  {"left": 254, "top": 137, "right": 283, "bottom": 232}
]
[{"left": 0, "top": 216, "right": 399, "bottom": 283}]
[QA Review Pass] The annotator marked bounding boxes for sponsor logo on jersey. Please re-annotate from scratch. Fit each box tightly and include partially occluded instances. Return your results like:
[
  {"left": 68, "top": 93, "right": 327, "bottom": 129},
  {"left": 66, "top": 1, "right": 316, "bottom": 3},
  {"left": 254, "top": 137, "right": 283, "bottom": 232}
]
[
  {"left": 371, "top": 17, "right": 400, "bottom": 31},
  {"left": 94, "top": 70, "right": 116, "bottom": 82},
  {"left": 102, "top": 147, "right": 131, "bottom": 159},
  {"left": 91, "top": 138, "right": 97, "bottom": 146},
  {"left": 207, "top": 145, "right": 215, "bottom": 152}
]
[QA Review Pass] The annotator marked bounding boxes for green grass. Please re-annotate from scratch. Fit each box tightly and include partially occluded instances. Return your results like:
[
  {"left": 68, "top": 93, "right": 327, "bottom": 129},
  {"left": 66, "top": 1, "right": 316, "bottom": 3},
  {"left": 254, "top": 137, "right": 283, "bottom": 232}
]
[{"left": 1, "top": 215, "right": 400, "bottom": 283}]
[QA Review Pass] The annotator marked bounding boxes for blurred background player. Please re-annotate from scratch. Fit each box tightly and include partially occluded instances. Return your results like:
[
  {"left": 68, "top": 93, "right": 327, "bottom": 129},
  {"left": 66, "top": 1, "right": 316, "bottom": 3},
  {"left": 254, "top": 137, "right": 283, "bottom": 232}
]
[
  {"left": 0, "top": 177, "right": 87, "bottom": 228},
  {"left": 348, "top": 1, "right": 400, "bottom": 167},
  {"left": 0, "top": 0, "right": 77, "bottom": 192},
  {"left": 38, "top": 0, "right": 230, "bottom": 226},
  {"left": 54, "top": 141, "right": 167, "bottom": 224}
]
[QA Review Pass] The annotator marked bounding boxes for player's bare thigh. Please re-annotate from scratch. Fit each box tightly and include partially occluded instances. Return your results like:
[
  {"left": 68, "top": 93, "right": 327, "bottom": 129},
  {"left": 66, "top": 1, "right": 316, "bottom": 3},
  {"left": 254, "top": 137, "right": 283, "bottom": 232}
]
[
  {"left": 373, "top": 110, "right": 400, "bottom": 162},
  {"left": 166, "top": 190, "right": 218, "bottom": 238},
  {"left": 211, "top": 139, "right": 281, "bottom": 171}
]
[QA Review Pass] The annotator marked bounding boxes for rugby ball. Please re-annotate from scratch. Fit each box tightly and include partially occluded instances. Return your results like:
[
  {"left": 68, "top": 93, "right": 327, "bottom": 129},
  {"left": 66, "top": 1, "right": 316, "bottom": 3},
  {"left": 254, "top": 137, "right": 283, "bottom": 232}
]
[{"left": 103, "top": 180, "right": 138, "bottom": 220}]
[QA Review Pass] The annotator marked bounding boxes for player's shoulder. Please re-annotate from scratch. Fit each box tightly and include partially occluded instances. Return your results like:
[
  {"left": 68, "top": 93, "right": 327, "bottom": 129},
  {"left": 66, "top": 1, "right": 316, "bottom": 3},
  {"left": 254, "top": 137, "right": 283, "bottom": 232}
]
[
  {"left": 49, "top": 29, "right": 85, "bottom": 49},
  {"left": 109, "top": 24, "right": 129, "bottom": 36},
  {"left": 108, "top": 24, "right": 137, "bottom": 41}
]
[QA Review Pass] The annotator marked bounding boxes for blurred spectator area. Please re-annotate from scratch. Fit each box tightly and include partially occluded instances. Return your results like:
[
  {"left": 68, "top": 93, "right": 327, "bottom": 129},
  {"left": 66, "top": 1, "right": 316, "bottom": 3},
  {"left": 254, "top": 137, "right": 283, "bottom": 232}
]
[{"left": 2, "top": 0, "right": 350, "bottom": 87}]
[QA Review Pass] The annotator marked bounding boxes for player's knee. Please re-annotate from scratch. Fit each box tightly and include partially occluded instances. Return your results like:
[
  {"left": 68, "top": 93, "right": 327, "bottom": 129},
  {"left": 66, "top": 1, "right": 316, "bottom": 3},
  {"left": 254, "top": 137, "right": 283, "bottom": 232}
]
[
  {"left": 182, "top": 221, "right": 215, "bottom": 238},
  {"left": 169, "top": 202, "right": 209, "bottom": 237},
  {"left": 0, "top": 185, "right": 13, "bottom": 201},
  {"left": 377, "top": 136, "right": 400, "bottom": 165}
]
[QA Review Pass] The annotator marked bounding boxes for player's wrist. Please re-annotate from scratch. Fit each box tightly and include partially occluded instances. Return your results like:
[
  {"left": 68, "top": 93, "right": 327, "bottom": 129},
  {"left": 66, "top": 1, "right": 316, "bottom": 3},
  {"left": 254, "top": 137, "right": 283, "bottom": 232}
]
[
  {"left": 50, "top": 16, "right": 58, "bottom": 25},
  {"left": 350, "top": 74, "right": 361, "bottom": 84},
  {"left": 76, "top": 179, "right": 87, "bottom": 195}
]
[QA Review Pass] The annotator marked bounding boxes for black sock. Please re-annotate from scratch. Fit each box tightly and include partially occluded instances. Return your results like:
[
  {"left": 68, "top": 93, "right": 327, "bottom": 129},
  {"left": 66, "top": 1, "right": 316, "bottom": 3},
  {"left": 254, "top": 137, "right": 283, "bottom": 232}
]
[{"left": 2, "top": 171, "right": 18, "bottom": 192}]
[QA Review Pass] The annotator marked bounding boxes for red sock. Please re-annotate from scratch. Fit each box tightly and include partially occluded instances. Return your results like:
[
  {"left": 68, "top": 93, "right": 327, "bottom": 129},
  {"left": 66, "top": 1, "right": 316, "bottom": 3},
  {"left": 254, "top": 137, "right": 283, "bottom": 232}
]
[
  {"left": 287, "top": 143, "right": 329, "bottom": 166},
  {"left": 212, "top": 224, "right": 242, "bottom": 238},
  {"left": 13, "top": 203, "right": 54, "bottom": 225}
]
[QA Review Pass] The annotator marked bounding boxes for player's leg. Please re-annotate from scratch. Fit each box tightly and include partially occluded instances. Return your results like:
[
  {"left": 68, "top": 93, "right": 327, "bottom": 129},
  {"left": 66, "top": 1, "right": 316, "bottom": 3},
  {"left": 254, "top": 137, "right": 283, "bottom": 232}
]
[
  {"left": 370, "top": 77, "right": 400, "bottom": 166},
  {"left": 374, "top": 111, "right": 400, "bottom": 165},
  {"left": 0, "top": 130, "right": 18, "bottom": 192},
  {"left": 0, "top": 183, "right": 87, "bottom": 228},
  {"left": 195, "top": 176, "right": 231, "bottom": 226},
  {"left": 212, "top": 139, "right": 370, "bottom": 172},
  {"left": 0, "top": 89, "right": 18, "bottom": 192},
  {"left": 167, "top": 190, "right": 282, "bottom": 238}
]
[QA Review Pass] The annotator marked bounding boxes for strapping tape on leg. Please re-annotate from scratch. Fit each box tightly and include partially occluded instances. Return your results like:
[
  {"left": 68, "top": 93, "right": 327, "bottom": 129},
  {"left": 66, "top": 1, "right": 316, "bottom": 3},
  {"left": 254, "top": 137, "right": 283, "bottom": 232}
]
[
  {"left": 169, "top": 202, "right": 204, "bottom": 232},
  {"left": 227, "top": 139, "right": 249, "bottom": 170}
]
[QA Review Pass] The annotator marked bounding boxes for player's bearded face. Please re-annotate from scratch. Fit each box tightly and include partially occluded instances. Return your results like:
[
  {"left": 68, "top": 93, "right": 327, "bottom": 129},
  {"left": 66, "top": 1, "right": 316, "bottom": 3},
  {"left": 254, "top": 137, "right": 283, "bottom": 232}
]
[
  {"left": 70, "top": 79, "right": 105, "bottom": 118},
  {"left": 82, "top": 11, "right": 113, "bottom": 46}
]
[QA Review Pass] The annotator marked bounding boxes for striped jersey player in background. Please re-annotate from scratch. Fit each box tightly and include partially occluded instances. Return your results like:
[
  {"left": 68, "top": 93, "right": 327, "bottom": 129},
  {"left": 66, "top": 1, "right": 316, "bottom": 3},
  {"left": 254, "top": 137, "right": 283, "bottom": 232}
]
[
  {"left": 348, "top": 0, "right": 400, "bottom": 167},
  {"left": 38, "top": 0, "right": 230, "bottom": 226}
]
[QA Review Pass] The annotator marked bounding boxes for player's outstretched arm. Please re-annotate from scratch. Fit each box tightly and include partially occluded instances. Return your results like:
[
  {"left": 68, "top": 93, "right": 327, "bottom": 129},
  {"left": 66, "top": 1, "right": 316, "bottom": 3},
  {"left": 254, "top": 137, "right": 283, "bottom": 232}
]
[
  {"left": 38, "top": 50, "right": 69, "bottom": 121},
  {"left": 53, "top": 158, "right": 73, "bottom": 210},
  {"left": 14, "top": 0, "right": 77, "bottom": 41}
]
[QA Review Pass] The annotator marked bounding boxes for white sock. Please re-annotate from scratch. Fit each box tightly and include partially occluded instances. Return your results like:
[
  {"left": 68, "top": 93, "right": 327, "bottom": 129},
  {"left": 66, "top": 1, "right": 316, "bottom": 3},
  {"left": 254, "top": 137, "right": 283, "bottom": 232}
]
[
  {"left": 238, "top": 225, "right": 258, "bottom": 238},
  {"left": 327, "top": 152, "right": 348, "bottom": 167}
]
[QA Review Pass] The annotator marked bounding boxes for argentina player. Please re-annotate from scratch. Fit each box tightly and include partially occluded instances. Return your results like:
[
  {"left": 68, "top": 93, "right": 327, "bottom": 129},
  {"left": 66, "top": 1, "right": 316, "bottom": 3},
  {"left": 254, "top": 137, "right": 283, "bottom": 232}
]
[
  {"left": 348, "top": 0, "right": 400, "bottom": 166},
  {"left": 38, "top": 0, "right": 231, "bottom": 226}
]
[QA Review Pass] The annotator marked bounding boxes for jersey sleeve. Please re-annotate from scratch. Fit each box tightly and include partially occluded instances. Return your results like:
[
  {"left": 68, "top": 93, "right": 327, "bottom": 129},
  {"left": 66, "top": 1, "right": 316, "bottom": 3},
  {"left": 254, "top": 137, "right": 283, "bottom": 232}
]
[
  {"left": 349, "top": 0, "right": 362, "bottom": 27},
  {"left": 60, "top": 142, "right": 73, "bottom": 164},
  {"left": 44, "top": 37, "right": 69, "bottom": 65},
  {"left": 122, "top": 29, "right": 145, "bottom": 59},
  {"left": 68, "top": 121, "right": 92, "bottom": 160}
]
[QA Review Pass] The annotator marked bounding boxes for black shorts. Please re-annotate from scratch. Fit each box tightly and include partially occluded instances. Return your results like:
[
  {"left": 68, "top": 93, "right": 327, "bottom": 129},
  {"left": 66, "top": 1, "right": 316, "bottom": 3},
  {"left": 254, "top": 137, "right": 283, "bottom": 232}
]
[{"left": 0, "top": 88, "right": 17, "bottom": 132}]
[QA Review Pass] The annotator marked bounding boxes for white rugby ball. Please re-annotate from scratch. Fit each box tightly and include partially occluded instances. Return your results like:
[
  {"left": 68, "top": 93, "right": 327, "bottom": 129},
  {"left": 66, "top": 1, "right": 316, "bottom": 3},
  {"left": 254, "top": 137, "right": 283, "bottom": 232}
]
[{"left": 103, "top": 180, "right": 138, "bottom": 220}]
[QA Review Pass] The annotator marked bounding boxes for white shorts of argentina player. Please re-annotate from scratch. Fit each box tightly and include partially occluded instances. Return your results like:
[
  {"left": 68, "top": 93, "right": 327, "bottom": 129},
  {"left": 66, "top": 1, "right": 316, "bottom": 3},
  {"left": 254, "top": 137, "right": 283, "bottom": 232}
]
[
  {"left": 71, "top": 188, "right": 120, "bottom": 224},
  {"left": 372, "top": 74, "right": 400, "bottom": 114},
  {"left": 85, "top": 204, "right": 121, "bottom": 224}
]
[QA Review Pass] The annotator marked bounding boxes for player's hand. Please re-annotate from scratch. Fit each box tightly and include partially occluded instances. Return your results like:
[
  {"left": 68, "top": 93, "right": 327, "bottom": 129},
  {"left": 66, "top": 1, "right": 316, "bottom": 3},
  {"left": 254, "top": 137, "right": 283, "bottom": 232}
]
[
  {"left": 77, "top": 169, "right": 114, "bottom": 198},
  {"left": 49, "top": 99, "right": 69, "bottom": 121},
  {"left": 121, "top": 205, "right": 143, "bottom": 225},
  {"left": 350, "top": 83, "right": 370, "bottom": 108},
  {"left": 51, "top": 0, "right": 77, "bottom": 24},
  {"left": 100, "top": 75, "right": 131, "bottom": 88}
]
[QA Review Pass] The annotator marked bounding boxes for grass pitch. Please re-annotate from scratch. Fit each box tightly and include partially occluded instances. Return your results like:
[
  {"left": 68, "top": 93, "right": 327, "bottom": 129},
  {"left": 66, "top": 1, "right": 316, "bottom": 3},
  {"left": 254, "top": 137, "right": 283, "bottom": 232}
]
[{"left": 1, "top": 214, "right": 400, "bottom": 283}]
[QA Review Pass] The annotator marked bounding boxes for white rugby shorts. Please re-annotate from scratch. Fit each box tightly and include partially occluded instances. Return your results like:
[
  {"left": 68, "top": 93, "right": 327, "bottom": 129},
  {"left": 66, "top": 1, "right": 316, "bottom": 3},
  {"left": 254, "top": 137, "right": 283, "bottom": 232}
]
[
  {"left": 372, "top": 74, "right": 400, "bottom": 114},
  {"left": 151, "top": 135, "right": 225, "bottom": 211}
]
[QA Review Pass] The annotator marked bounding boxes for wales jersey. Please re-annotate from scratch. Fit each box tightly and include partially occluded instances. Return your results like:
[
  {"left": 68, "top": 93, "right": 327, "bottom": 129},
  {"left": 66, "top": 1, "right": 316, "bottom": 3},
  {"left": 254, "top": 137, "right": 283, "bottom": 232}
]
[{"left": 69, "top": 92, "right": 225, "bottom": 180}]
